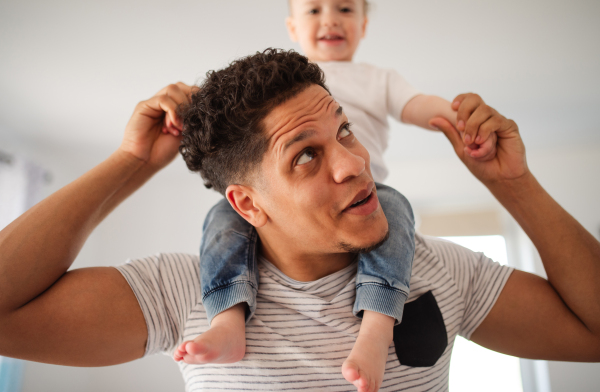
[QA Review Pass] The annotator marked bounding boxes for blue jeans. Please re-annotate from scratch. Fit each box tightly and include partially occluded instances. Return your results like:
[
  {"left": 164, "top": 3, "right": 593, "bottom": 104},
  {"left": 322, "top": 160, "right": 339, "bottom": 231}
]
[{"left": 200, "top": 183, "right": 415, "bottom": 325}]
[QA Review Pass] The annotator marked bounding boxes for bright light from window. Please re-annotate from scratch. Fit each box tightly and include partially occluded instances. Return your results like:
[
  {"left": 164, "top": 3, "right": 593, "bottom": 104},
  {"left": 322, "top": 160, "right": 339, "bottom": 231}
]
[
  {"left": 441, "top": 235, "right": 522, "bottom": 392},
  {"left": 440, "top": 235, "right": 509, "bottom": 266}
]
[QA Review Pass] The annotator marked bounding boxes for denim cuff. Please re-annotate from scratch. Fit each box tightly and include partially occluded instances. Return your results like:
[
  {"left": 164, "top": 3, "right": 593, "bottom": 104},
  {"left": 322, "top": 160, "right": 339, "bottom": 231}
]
[
  {"left": 202, "top": 281, "right": 257, "bottom": 325},
  {"left": 353, "top": 283, "right": 409, "bottom": 325}
]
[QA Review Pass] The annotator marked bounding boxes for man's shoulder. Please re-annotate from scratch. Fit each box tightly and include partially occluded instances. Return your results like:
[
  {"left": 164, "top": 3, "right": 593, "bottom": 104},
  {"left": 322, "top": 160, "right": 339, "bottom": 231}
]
[
  {"left": 415, "top": 233, "right": 480, "bottom": 263},
  {"left": 116, "top": 252, "right": 200, "bottom": 286},
  {"left": 412, "top": 233, "right": 498, "bottom": 283},
  {"left": 121, "top": 252, "right": 199, "bottom": 266},
  {"left": 114, "top": 252, "right": 203, "bottom": 357}
]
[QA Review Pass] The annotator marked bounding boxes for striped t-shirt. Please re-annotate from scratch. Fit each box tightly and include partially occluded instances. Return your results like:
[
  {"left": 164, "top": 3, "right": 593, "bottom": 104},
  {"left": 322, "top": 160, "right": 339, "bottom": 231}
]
[{"left": 116, "top": 234, "right": 513, "bottom": 392}]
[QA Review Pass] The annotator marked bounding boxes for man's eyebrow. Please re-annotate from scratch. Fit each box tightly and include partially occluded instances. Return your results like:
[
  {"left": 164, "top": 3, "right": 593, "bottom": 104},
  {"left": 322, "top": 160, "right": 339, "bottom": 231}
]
[
  {"left": 283, "top": 129, "right": 317, "bottom": 152},
  {"left": 282, "top": 106, "right": 344, "bottom": 153}
]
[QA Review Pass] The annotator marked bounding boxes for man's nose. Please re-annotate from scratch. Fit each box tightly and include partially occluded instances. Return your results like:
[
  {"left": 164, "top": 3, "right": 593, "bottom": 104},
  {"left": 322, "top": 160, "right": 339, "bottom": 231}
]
[{"left": 331, "top": 145, "right": 365, "bottom": 184}]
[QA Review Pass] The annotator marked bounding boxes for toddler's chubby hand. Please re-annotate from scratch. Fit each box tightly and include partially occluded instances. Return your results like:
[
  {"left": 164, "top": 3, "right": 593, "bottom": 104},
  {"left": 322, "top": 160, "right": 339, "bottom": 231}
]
[
  {"left": 451, "top": 94, "right": 500, "bottom": 161},
  {"left": 463, "top": 131, "right": 497, "bottom": 161}
]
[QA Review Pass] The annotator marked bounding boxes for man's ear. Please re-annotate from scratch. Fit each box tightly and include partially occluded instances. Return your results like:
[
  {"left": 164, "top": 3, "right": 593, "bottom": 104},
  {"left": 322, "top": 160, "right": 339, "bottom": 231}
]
[
  {"left": 285, "top": 16, "right": 299, "bottom": 42},
  {"left": 226, "top": 185, "right": 268, "bottom": 228},
  {"left": 361, "top": 16, "right": 368, "bottom": 38}
]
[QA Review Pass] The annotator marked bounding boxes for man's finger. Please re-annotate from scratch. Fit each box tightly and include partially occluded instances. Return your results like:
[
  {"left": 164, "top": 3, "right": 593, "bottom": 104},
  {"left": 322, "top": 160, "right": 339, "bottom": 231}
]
[
  {"left": 464, "top": 105, "right": 495, "bottom": 144},
  {"left": 451, "top": 93, "right": 470, "bottom": 111},
  {"left": 475, "top": 115, "right": 503, "bottom": 144},
  {"left": 154, "top": 84, "right": 190, "bottom": 127},
  {"left": 175, "top": 82, "right": 194, "bottom": 97},
  {"left": 156, "top": 82, "right": 189, "bottom": 98},
  {"left": 455, "top": 94, "right": 484, "bottom": 134},
  {"left": 137, "top": 94, "right": 179, "bottom": 125}
]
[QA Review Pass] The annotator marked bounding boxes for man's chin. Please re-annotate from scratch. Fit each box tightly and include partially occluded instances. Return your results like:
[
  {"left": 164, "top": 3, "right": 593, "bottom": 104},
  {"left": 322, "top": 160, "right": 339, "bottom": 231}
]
[{"left": 336, "top": 229, "right": 390, "bottom": 254}]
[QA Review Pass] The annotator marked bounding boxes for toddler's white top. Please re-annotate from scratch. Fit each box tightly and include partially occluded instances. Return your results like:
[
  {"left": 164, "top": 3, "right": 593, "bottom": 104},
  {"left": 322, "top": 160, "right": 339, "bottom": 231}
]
[{"left": 317, "top": 61, "right": 420, "bottom": 182}]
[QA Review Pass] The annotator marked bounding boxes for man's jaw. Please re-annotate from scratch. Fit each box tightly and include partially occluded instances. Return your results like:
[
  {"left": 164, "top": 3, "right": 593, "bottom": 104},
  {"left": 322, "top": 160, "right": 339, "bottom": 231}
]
[{"left": 337, "top": 229, "right": 390, "bottom": 254}]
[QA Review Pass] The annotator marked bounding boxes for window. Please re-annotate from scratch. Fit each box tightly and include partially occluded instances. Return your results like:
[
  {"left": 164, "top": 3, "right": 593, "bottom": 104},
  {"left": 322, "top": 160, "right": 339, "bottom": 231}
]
[{"left": 442, "top": 235, "right": 523, "bottom": 392}]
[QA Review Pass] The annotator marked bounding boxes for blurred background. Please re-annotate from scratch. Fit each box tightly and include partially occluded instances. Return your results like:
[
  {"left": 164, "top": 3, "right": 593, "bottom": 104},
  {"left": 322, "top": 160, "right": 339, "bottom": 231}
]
[{"left": 0, "top": 0, "right": 598, "bottom": 391}]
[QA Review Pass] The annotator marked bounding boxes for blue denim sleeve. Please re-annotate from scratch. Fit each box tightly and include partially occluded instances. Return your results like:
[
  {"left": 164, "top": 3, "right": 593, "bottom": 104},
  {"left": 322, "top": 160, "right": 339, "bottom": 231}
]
[
  {"left": 354, "top": 183, "right": 415, "bottom": 324},
  {"left": 199, "top": 198, "right": 259, "bottom": 324}
]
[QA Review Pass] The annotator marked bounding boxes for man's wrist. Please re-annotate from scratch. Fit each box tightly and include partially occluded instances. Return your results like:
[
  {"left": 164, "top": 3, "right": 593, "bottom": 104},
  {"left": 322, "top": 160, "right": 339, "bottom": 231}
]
[
  {"left": 485, "top": 170, "right": 539, "bottom": 208},
  {"left": 108, "top": 148, "right": 153, "bottom": 183}
]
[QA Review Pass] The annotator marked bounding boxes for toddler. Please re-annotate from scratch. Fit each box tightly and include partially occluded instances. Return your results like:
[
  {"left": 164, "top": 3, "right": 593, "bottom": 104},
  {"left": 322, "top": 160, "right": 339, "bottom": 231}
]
[{"left": 174, "top": 1, "right": 495, "bottom": 391}]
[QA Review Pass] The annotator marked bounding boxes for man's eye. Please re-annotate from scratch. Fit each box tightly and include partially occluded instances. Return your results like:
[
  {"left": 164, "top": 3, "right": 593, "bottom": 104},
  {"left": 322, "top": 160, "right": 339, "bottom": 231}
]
[
  {"left": 297, "top": 149, "right": 315, "bottom": 165},
  {"left": 338, "top": 123, "right": 353, "bottom": 139}
]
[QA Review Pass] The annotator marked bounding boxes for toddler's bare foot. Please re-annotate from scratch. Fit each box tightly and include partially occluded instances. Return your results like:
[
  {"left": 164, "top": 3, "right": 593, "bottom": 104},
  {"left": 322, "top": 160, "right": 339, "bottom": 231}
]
[
  {"left": 173, "top": 303, "right": 246, "bottom": 364},
  {"left": 341, "top": 311, "right": 394, "bottom": 392}
]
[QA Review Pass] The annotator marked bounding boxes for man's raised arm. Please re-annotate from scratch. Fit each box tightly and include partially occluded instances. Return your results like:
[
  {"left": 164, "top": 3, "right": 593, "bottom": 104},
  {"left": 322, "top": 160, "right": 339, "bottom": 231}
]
[
  {"left": 0, "top": 83, "right": 191, "bottom": 366},
  {"left": 430, "top": 95, "right": 600, "bottom": 361}
]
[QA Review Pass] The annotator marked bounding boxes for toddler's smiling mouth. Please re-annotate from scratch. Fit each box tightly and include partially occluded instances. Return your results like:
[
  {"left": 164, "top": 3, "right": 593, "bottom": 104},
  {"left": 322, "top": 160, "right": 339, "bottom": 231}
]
[{"left": 319, "top": 34, "right": 345, "bottom": 42}]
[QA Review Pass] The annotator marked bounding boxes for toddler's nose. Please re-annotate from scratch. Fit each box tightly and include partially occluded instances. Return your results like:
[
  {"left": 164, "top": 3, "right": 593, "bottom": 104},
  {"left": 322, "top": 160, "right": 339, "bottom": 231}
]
[{"left": 321, "top": 11, "right": 340, "bottom": 27}]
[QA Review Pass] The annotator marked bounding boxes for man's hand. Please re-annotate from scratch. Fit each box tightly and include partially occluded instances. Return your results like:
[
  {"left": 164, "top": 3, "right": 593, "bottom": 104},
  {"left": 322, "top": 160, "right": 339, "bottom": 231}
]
[
  {"left": 0, "top": 82, "right": 198, "bottom": 366},
  {"left": 430, "top": 94, "right": 600, "bottom": 361},
  {"left": 429, "top": 93, "right": 528, "bottom": 187},
  {"left": 119, "top": 82, "right": 192, "bottom": 169}
]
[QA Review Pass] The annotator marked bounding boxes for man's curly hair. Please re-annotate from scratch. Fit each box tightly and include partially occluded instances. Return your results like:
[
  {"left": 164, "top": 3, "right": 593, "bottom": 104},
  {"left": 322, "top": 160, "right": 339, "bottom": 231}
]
[{"left": 180, "top": 48, "right": 329, "bottom": 195}]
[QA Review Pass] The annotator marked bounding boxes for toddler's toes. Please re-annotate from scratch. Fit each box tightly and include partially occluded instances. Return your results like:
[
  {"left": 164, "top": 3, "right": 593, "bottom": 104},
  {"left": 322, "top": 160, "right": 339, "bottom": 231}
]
[
  {"left": 342, "top": 359, "right": 360, "bottom": 383},
  {"left": 342, "top": 359, "right": 376, "bottom": 392},
  {"left": 173, "top": 341, "right": 191, "bottom": 361}
]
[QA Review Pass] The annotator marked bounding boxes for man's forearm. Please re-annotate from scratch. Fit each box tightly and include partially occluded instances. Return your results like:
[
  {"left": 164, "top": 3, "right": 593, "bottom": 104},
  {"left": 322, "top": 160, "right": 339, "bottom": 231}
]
[
  {"left": 0, "top": 149, "right": 155, "bottom": 314},
  {"left": 488, "top": 173, "right": 600, "bottom": 334}
]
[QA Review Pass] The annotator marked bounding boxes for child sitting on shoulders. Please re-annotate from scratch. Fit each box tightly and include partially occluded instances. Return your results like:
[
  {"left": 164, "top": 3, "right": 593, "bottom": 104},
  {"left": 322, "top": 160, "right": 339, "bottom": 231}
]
[{"left": 174, "top": 1, "right": 495, "bottom": 392}]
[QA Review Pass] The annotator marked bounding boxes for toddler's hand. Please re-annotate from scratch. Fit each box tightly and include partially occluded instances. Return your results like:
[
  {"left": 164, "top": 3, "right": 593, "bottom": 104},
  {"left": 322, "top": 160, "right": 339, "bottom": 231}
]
[
  {"left": 464, "top": 131, "right": 497, "bottom": 161},
  {"left": 451, "top": 93, "right": 499, "bottom": 161}
]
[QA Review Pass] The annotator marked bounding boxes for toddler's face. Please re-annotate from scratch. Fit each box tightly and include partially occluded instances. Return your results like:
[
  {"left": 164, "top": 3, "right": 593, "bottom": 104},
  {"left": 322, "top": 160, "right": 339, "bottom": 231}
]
[{"left": 286, "top": 0, "right": 367, "bottom": 62}]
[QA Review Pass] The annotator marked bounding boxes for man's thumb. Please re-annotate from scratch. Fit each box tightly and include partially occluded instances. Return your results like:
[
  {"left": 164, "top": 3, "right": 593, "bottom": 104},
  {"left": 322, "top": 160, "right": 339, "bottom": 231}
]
[{"left": 429, "top": 117, "right": 463, "bottom": 153}]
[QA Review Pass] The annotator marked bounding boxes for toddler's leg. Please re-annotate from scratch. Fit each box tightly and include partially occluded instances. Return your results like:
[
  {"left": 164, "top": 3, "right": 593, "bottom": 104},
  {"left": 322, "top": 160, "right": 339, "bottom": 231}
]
[
  {"left": 342, "top": 184, "right": 415, "bottom": 391},
  {"left": 174, "top": 198, "right": 259, "bottom": 364},
  {"left": 342, "top": 311, "right": 394, "bottom": 392},
  {"left": 173, "top": 303, "right": 247, "bottom": 364}
]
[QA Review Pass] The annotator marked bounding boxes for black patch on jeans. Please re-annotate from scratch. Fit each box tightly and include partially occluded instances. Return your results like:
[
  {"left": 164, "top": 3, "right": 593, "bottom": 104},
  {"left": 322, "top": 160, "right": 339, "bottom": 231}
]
[{"left": 393, "top": 290, "right": 448, "bottom": 367}]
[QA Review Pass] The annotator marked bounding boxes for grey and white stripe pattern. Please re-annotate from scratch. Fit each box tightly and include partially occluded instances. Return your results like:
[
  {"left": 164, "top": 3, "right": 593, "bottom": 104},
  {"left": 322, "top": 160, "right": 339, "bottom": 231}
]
[{"left": 116, "top": 234, "right": 513, "bottom": 391}]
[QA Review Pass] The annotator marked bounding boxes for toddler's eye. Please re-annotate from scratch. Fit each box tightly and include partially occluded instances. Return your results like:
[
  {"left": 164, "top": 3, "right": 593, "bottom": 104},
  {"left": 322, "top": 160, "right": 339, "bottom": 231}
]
[
  {"left": 338, "top": 123, "right": 353, "bottom": 139},
  {"left": 297, "top": 149, "right": 315, "bottom": 165},
  {"left": 340, "top": 7, "right": 353, "bottom": 13},
  {"left": 308, "top": 8, "right": 319, "bottom": 15}
]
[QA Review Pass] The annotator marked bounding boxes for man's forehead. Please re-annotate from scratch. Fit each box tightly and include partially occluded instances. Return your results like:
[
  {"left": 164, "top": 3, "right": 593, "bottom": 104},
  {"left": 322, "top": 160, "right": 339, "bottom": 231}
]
[{"left": 263, "top": 85, "right": 341, "bottom": 150}]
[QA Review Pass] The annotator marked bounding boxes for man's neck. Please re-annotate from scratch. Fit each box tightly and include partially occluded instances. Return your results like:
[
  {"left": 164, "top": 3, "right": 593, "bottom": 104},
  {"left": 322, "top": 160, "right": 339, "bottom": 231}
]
[{"left": 258, "top": 236, "right": 355, "bottom": 282}]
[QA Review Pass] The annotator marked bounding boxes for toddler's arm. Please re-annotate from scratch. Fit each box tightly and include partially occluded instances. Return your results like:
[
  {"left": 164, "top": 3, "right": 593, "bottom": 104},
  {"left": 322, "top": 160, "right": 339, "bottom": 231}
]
[
  {"left": 401, "top": 94, "right": 497, "bottom": 161},
  {"left": 401, "top": 94, "right": 456, "bottom": 131}
]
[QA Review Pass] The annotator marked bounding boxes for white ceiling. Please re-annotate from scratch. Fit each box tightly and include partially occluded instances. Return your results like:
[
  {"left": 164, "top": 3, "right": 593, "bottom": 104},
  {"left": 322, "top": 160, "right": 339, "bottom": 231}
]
[{"left": 1, "top": 0, "right": 599, "bottom": 161}]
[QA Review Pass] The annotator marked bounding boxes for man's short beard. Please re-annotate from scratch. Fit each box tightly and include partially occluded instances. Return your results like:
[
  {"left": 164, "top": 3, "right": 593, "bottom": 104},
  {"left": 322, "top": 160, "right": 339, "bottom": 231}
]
[{"left": 337, "top": 229, "right": 390, "bottom": 254}]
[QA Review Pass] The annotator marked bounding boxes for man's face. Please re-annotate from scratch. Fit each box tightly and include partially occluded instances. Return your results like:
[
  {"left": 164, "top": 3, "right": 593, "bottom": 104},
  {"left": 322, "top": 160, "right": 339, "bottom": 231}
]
[
  {"left": 286, "top": 0, "right": 367, "bottom": 62},
  {"left": 254, "top": 84, "right": 388, "bottom": 255}
]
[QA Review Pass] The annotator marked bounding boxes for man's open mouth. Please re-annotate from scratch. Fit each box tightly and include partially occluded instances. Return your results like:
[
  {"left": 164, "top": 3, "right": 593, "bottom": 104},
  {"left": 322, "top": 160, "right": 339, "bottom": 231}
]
[
  {"left": 343, "top": 183, "right": 376, "bottom": 213},
  {"left": 348, "top": 192, "right": 372, "bottom": 208}
]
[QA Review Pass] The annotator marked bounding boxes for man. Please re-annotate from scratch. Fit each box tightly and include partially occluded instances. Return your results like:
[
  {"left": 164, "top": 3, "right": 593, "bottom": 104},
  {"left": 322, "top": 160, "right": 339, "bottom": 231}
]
[{"left": 0, "top": 49, "right": 598, "bottom": 392}]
